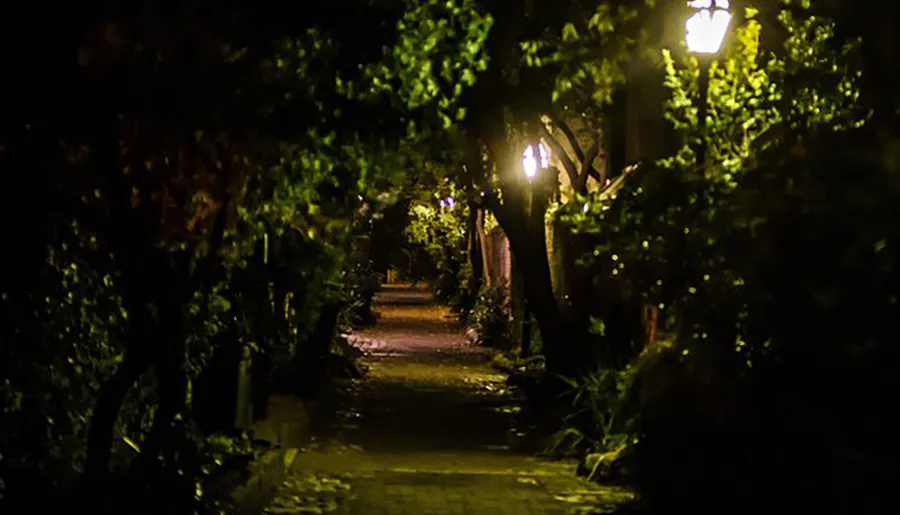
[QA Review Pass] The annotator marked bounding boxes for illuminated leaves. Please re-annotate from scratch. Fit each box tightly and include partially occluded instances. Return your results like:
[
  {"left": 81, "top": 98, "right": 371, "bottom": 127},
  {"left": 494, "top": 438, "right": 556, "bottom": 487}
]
[
  {"left": 661, "top": 5, "right": 863, "bottom": 181},
  {"left": 238, "top": 0, "right": 494, "bottom": 280},
  {"left": 525, "top": 1, "right": 653, "bottom": 108},
  {"left": 662, "top": 13, "right": 782, "bottom": 180},
  {"left": 406, "top": 179, "right": 468, "bottom": 262},
  {"left": 777, "top": 4, "right": 866, "bottom": 130},
  {"left": 560, "top": 4, "right": 869, "bottom": 366},
  {"left": 361, "top": 0, "right": 492, "bottom": 123},
  {"left": 562, "top": 23, "right": 580, "bottom": 42}
]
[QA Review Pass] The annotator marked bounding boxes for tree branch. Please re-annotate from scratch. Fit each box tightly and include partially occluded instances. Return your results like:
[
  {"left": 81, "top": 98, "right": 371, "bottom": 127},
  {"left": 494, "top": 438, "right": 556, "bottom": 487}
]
[
  {"left": 539, "top": 124, "right": 581, "bottom": 193},
  {"left": 599, "top": 164, "right": 639, "bottom": 201},
  {"left": 553, "top": 119, "right": 585, "bottom": 165},
  {"left": 578, "top": 138, "right": 603, "bottom": 192}
]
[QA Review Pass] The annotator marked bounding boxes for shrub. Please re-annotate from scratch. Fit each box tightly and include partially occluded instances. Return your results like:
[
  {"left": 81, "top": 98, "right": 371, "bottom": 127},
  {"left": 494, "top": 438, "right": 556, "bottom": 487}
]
[
  {"left": 340, "top": 260, "right": 383, "bottom": 330},
  {"left": 548, "top": 365, "right": 638, "bottom": 459},
  {"left": 449, "top": 263, "right": 477, "bottom": 322},
  {"left": 468, "top": 282, "right": 511, "bottom": 348}
]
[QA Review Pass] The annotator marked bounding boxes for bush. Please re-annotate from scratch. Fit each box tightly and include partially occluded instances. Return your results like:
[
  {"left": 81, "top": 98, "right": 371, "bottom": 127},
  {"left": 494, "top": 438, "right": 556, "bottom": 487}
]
[
  {"left": 547, "top": 365, "right": 638, "bottom": 459},
  {"left": 555, "top": 10, "right": 894, "bottom": 510},
  {"left": 340, "top": 260, "right": 383, "bottom": 330},
  {"left": 432, "top": 264, "right": 461, "bottom": 303},
  {"left": 449, "top": 263, "right": 477, "bottom": 322},
  {"left": 0, "top": 223, "right": 156, "bottom": 509},
  {"left": 468, "top": 282, "right": 511, "bottom": 348}
]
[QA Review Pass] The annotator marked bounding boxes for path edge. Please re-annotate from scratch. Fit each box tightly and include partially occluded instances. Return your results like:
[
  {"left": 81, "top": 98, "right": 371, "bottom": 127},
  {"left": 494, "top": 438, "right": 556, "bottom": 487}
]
[{"left": 229, "top": 398, "right": 321, "bottom": 514}]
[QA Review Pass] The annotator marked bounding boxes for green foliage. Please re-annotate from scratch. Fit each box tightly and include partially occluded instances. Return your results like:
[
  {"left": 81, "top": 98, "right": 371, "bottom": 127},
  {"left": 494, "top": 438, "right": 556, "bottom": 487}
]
[
  {"left": 520, "top": 1, "right": 655, "bottom": 109},
  {"left": 556, "top": 8, "right": 867, "bottom": 377},
  {"left": 482, "top": 209, "right": 499, "bottom": 235},
  {"left": 557, "top": 4, "right": 894, "bottom": 510},
  {"left": 449, "top": 261, "right": 476, "bottom": 321},
  {"left": 568, "top": 4, "right": 859, "bottom": 324},
  {"left": 777, "top": 3, "right": 867, "bottom": 130},
  {"left": 405, "top": 177, "right": 468, "bottom": 301},
  {"left": 661, "top": 14, "right": 782, "bottom": 178},
  {"left": 374, "top": 0, "right": 492, "bottom": 122},
  {"left": 339, "top": 251, "right": 384, "bottom": 330},
  {"left": 562, "top": 6, "right": 866, "bottom": 281},
  {"left": 548, "top": 367, "right": 637, "bottom": 457},
  {"left": 1, "top": 0, "right": 494, "bottom": 509},
  {"left": 406, "top": 199, "right": 467, "bottom": 257},
  {"left": 468, "top": 282, "right": 512, "bottom": 349},
  {"left": 0, "top": 221, "right": 154, "bottom": 489},
  {"left": 655, "top": 6, "right": 865, "bottom": 179}
]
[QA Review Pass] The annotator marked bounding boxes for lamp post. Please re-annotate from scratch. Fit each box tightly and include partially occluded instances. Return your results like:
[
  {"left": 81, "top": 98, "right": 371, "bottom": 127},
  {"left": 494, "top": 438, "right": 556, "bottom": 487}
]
[
  {"left": 519, "top": 142, "right": 549, "bottom": 357},
  {"left": 685, "top": 0, "right": 732, "bottom": 166},
  {"left": 522, "top": 143, "right": 549, "bottom": 182}
]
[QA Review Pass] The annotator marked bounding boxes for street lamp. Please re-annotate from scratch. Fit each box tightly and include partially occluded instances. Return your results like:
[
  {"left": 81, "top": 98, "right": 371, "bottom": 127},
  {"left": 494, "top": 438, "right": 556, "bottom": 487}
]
[
  {"left": 518, "top": 142, "right": 549, "bottom": 357},
  {"left": 685, "top": 0, "right": 732, "bottom": 166},
  {"left": 522, "top": 143, "right": 550, "bottom": 182}
]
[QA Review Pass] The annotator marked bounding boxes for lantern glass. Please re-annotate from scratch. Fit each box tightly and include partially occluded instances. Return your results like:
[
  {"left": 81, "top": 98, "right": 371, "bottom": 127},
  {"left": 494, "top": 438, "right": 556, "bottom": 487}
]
[
  {"left": 522, "top": 143, "right": 549, "bottom": 180},
  {"left": 685, "top": 0, "right": 732, "bottom": 54}
]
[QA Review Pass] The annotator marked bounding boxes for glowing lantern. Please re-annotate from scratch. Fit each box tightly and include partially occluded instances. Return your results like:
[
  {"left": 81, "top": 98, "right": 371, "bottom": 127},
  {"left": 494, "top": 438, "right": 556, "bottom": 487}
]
[
  {"left": 685, "top": 0, "right": 732, "bottom": 55},
  {"left": 522, "top": 143, "right": 549, "bottom": 181}
]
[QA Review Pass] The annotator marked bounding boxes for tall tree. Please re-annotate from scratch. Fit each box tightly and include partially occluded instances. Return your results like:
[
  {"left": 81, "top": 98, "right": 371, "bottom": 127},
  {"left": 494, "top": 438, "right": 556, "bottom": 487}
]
[{"left": 448, "top": 0, "right": 655, "bottom": 377}]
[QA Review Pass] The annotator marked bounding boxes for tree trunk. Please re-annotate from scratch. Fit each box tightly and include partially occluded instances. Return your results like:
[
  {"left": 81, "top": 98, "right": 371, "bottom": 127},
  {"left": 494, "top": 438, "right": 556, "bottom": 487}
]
[
  {"left": 475, "top": 208, "right": 491, "bottom": 285},
  {"left": 139, "top": 271, "right": 191, "bottom": 465},
  {"left": 307, "top": 301, "right": 340, "bottom": 363},
  {"left": 252, "top": 234, "right": 273, "bottom": 421},
  {"left": 84, "top": 351, "right": 150, "bottom": 483},
  {"left": 464, "top": 99, "right": 592, "bottom": 377},
  {"left": 84, "top": 112, "right": 158, "bottom": 499},
  {"left": 84, "top": 244, "right": 162, "bottom": 503},
  {"left": 502, "top": 216, "right": 591, "bottom": 378},
  {"left": 272, "top": 244, "right": 293, "bottom": 350},
  {"left": 467, "top": 204, "right": 484, "bottom": 285}
]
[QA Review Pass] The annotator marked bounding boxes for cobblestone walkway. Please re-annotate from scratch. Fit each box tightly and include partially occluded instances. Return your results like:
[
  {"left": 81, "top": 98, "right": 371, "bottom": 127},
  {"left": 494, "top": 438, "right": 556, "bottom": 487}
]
[{"left": 265, "top": 285, "right": 633, "bottom": 514}]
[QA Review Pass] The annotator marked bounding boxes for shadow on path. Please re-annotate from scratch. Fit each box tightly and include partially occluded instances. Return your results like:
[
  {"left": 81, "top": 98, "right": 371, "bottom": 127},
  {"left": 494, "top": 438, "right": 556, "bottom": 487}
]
[{"left": 266, "top": 284, "right": 634, "bottom": 514}]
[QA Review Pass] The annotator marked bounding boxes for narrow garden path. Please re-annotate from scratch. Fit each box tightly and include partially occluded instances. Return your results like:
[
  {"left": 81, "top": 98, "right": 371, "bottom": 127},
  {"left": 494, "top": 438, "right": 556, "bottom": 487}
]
[{"left": 265, "top": 284, "right": 633, "bottom": 514}]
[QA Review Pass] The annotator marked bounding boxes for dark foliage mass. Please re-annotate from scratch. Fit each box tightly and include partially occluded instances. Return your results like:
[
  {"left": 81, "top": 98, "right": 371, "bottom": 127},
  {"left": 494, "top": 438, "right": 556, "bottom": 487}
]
[{"left": 0, "top": 0, "right": 488, "bottom": 512}]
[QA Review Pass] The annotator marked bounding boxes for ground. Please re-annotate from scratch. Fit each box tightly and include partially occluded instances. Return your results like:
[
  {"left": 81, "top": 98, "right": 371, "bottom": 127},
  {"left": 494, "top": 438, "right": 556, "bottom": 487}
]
[{"left": 264, "top": 284, "right": 633, "bottom": 514}]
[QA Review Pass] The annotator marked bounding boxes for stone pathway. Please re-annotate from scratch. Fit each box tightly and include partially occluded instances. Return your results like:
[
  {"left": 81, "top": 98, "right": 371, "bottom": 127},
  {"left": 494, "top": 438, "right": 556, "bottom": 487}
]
[{"left": 264, "top": 284, "right": 633, "bottom": 514}]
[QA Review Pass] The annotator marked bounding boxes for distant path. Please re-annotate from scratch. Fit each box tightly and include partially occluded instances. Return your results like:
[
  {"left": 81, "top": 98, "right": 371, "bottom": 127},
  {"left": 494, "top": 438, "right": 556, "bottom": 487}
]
[{"left": 266, "top": 284, "right": 633, "bottom": 514}]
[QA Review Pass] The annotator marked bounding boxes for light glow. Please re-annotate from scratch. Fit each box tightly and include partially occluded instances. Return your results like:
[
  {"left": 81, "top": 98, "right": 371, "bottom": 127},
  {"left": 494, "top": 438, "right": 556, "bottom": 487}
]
[
  {"left": 522, "top": 143, "right": 549, "bottom": 180},
  {"left": 685, "top": 0, "right": 732, "bottom": 54}
]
